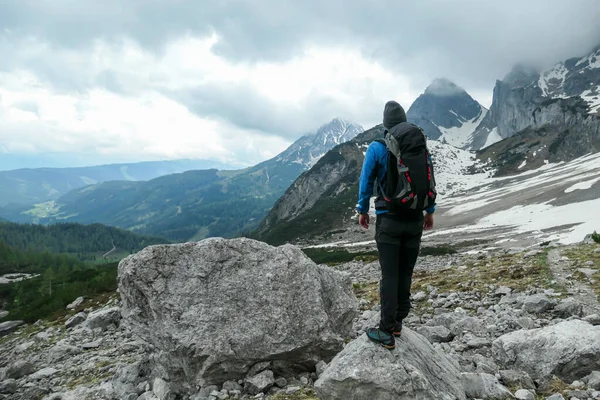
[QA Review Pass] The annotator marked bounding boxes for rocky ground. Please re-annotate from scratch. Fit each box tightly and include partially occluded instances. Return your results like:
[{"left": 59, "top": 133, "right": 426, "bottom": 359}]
[{"left": 0, "top": 240, "right": 599, "bottom": 400}]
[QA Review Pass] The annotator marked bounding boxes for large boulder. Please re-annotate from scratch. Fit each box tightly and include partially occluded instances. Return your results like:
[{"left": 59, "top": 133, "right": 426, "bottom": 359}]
[
  {"left": 492, "top": 320, "right": 600, "bottom": 381},
  {"left": 118, "top": 238, "right": 358, "bottom": 391},
  {"left": 314, "top": 329, "right": 466, "bottom": 400}
]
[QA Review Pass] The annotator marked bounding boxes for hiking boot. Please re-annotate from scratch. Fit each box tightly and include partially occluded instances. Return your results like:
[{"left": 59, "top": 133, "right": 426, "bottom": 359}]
[
  {"left": 392, "top": 321, "right": 402, "bottom": 337},
  {"left": 366, "top": 326, "right": 395, "bottom": 349}
]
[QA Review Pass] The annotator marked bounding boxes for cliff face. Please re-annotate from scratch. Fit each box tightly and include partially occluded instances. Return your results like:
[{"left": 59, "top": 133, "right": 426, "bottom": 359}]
[
  {"left": 470, "top": 46, "right": 600, "bottom": 150},
  {"left": 477, "top": 97, "right": 600, "bottom": 176}
]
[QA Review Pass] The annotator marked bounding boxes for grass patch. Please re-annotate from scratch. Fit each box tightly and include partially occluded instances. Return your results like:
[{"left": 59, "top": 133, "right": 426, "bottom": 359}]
[
  {"left": 412, "top": 250, "right": 560, "bottom": 295},
  {"left": 563, "top": 244, "right": 600, "bottom": 301},
  {"left": 420, "top": 245, "right": 458, "bottom": 256},
  {"left": 352, "top": 281, "right": 380, "bottom": 310},
  {"left": 270, "top": 388, "right": 319, "bottom": 400},
  {"left": 302, "top": 248, "right": 378, "bottom": 266}
]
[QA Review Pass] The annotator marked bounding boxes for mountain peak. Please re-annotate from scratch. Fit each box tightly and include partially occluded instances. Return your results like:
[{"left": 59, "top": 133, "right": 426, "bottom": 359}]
[
  {"left": 424, "top": 78, "right": 465, "bottom": 96},
  {"left": 275, "top": 119, "right": 364, "bottom": 168}
]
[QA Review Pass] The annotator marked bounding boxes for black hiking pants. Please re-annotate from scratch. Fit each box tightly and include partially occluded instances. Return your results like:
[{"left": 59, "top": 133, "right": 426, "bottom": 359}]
[{"left": 375, "top": 213, "right": 423, "bottom": 330}]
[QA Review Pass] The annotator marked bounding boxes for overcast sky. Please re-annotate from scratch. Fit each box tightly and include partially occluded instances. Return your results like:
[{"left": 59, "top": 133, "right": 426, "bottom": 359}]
[{"left": 1, "top": 0, "right": 599, "bottom": 169}]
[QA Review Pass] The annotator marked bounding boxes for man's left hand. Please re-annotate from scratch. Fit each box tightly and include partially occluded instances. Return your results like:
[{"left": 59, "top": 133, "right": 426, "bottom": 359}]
[{"left": 424, "top": 213, "right": 434, "bottom": 230}]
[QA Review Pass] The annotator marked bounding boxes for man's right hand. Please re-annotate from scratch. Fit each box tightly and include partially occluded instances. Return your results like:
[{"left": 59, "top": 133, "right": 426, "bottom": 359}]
[{"left": 359, "top": 213, "right": 370, "bottom": 229}]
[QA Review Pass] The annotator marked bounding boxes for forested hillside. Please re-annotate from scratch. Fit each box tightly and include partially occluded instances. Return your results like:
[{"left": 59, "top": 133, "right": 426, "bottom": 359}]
[
  {"left": 0, "top": 221, "right": 168, "bottom": 261},
  {"left": 0, "top": 221, "right": 168, "bottom": 323}
]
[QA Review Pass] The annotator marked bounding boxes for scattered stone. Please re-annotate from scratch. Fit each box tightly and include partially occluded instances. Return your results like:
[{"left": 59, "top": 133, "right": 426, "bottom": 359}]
[
  {"left": 583, "top": 314, "right": 600, "bottom": 325},
  {"left": 82, "top": 339, "right": 103, "bottom": 349},
  {"left": 417, "top": 325, "right": 455, "bottom": 343},
  {"left": 274, "top": 377, "right": 287, "bottom": 388},
  {"left": 153, "top": 377, "right": 175, "bottom": 400},
  {"left": 285, "top": 386, "right": 301, "bottom": 394},
  {"left": 521, "top": 294, "right": 556, "bottom": 314},
  {"left": 0, "top": 379, "right": 17, "bottom": 394},
  {"left": 494, "top": 286, "right": 513, "bottom": 297},
  {"left": 67, "top": 296, "right": 85, "bottom": 310},
  {"left": 245, "top": 370, "right": 275, "bottom": 395},
  {"left": 65, "top": 312, "right": 87, "bottom": 329},
  {"left": 584, "top": 371, "right": 600, "bottom": 390},
  {"left": 119, "top": 238, "right": 358, "bottom": 388},
  {"left": 5, "top": 360, "right": 35, "bottom": 379},
  {"left": 222, "top": 380, "right": 243, "bottom": 392},
  {"left": 553, "top": 298, "right": 583, "bottom": 318},
  {"left": 493, "top": 320, "right": 600, "bottom": 381},
  {"left": 28, "top": 367, "right": 58, "bottom": 380},
  {"left": 0, "top": 311, "right": 8, "bottom": 319},
  {"left": 514, "top": 388, "right": 535, "bottom": 400},
  {"left": 314, "top": 330, "right": 466, "bottom": 400},
  {"left": 585, "top": 260, "right": 595, "bottom": 266},
  {"left": 0, "top": 320, "right": 24, "bottom": 337},
  {"left": 498, "top": 370, "right": 536, "bottom": 390},
  {"left": 315, "top": 360, "right": 327, "bottom": 377},
  {"left": 412, "top": 291, "right": 427, "bottom": 302},
  {"left": 83, "top": 306, "right": 121, "bottom": 331},
  {"left": 461, "top": 372, "right": 515, "bottom": 400}
]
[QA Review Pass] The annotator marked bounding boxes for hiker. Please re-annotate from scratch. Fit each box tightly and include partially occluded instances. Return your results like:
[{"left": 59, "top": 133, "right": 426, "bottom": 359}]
[{"left": 355, "top": 100, "right": 436, "bottom": 349}]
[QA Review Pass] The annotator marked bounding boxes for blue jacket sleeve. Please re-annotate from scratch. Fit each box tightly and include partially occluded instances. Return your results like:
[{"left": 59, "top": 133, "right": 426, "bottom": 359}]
[{"left": 356, "top": 143, "right": 378, "bottom": 214}]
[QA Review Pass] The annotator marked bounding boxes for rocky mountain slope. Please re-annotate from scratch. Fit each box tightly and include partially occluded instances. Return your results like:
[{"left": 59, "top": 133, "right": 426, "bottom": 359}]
[
  {"left": 0, "top": 159, "right": 235, "bottom": 207},
  {"left": 407, "top": 78, "right": 487, "bottom": 148},
  {"left": 1, "top": 238, "right": 599, "bottom": 400},
  {"left": 0, "top": 119, "right": 363, "bottom": 242},
  {"left": 253, "top": 124, "right": 490, "bottom": 245},
  {"left": 470, "top": 45, "right": 600, "bottom": 150}
]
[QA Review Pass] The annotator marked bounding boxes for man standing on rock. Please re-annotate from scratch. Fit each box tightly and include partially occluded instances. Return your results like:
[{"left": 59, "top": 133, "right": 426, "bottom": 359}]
[{"left": 355, "top": 100, "right": 436, "bottom": 349}]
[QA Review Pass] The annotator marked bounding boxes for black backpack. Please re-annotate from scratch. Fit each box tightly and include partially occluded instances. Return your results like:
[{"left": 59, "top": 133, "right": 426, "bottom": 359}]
[{"left": 376, "top": 122, "right": 437, "bottom": 213}]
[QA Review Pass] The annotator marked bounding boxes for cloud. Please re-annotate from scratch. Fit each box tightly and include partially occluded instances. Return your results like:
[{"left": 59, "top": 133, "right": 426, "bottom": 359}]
[{"left": 0, "top": 0, "right": 599, "bottom": 167}]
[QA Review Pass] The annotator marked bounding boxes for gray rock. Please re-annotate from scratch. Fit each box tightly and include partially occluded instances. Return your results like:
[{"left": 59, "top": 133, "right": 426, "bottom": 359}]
[
  {"left": 48, "top": 340, "right": 82, "bottom": 362},
  {"left": 417, "top": 325, "right": 455, "bottom": 343},
  {"left": 315, "top": 360, "right": 327, "bottom": 378},
  {"left": 521, "top": 294, "right": 556, "bottom": 314},
  {"left": 0, "top": 311, "right": 8, "bottom": 319},
  {"left": 553, "top": 298, "right": 583, "bottom": 318},
  {"left": 412, "top": 291, "right": 427, "bottom": 302},
  {"left": 246, "top": 361, "right": 272, "bottom": 378},
  {"left": 285, "top": 386, "right": 301, "bottom": 394},
  {"left": 67, "top": 296, "right": 85, "bottom": 310},
  {"left": 222, "top": 380, "right": 243, "bottom": 392},
  {"left": 585, "top": 371, "right": 600, "bottom": 390},
  {"left": 153, "top": 378, "right": 175, "bottom": 400},
  {"left": 82, "top": 339, "right": 102, "bottom": 349},
  {"left": 0, "top": 320, "right": 24, "bottom": 337},
  {"left": 494, "top": 287, "right": 513, "bottom": 297},
  {"left": 65, "top": 312, "right": 87, "bottom": 329},
  {"left": 274, "top": 377, "right": 287, "bottom": 388},
  {"left": 5, "top": 360, "right": 35, "bottom": 379},
  {"left": 0, "top": 379, "right": 16, "bottom": 394},
  {"left": 28, "top": 367, "right": 58, "bottom": 380},
  {"left": 245, "top": 370, "right": 275, "bottom": 395},
  {"left": 314, "top": 330, "right": 466, "bottom": 400},
  {"left": 514, "top": 389, "right": 535, "bottom": 400},
  {"left": 119, "top": 238, "right": 358, "bottom": 388},
  {"left": 583, "top": 314, "right": 600, "bottom": 325},
  {"left": 493, "top": 320, "right": 600, "bottom": 381},
  {"left": 498, "top": 370, "right": 536, "bottom": 390},
  {"left": 83, "top": 307, "right": 121, "bottom": 331},
  {"left": 461, "top": 372, "right": 515, "bottom": 399}
]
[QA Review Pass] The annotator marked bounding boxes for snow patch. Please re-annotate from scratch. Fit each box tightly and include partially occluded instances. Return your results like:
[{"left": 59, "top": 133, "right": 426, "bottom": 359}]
[
  {"left": 564, "top": 177, "right": 600, "bottom": 193},
  {"left": 482, "top": 127, "right": 502, "bottom": 148},
  {"left": 437, "top": 106, "right": 487, "bottom": 148}
]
